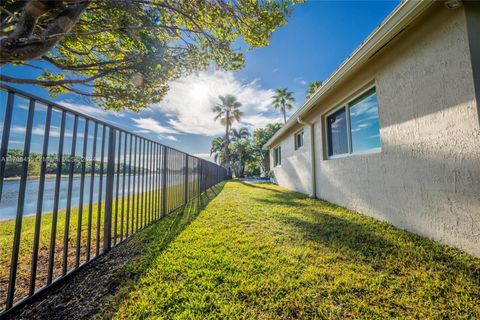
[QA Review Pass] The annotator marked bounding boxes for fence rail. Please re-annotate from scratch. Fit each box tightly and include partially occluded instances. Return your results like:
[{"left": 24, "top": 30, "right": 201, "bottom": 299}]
[{"left": 0, "top": 84, "right": 227, "bottom": 316}]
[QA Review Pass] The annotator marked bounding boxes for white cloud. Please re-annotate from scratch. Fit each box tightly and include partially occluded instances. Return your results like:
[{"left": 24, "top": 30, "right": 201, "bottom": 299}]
[
  {"left": 10, "top": 124, "right": 91, "bottom": 139},
  {"left": 17, "top": 103, "right": 30, "bottom": 111},
  {"left": 349, "top": 98, "right": 378, "bottom": 117},
  {"left": 11, "top": 125, "right": 66, "bottom": 138},
  {"left": 162, "top": 135, "right": 178, "bottom": 141},
  {"left": 241, "top": 113, "right": 283, "bottom": 129},
  {"left": 132, "top": 118, "right": 179, "bottom": 135},
  {"left": 351, "top": 123, "right": 370, "bottom": 132},
  {"left": 8, "top": 140, "right": 24, "bottom": 145},
  {"left": 193, "top": 153, "right": 215, "bottom": 162},
  {"left": 294, "top": 77, "right": 307, "bottom": 86},
  {"left": 148, "top": 70, "right": 278, "bottom": 136},
  {"left": 59, "top": 101, "right": 125, "bottom": 121}
]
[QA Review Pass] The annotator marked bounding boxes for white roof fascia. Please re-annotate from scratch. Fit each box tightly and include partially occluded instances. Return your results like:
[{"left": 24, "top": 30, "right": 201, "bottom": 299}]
[{"left": 263, "top": 0, "right": 435, "bottom": 150}]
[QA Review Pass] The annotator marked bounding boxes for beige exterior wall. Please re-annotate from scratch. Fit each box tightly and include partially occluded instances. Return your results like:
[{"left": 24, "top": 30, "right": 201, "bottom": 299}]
[
  {"left": 270, "top": 3, "right": 480, "bottom": 257},
  {"left": 270, "top": 126, "right": 312, "bottom": 195}
]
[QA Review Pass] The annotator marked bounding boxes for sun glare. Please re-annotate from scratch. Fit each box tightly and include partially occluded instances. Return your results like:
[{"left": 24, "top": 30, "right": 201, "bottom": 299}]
[{"left": 190, "top": 82, "right": 210, "bottom": 101}]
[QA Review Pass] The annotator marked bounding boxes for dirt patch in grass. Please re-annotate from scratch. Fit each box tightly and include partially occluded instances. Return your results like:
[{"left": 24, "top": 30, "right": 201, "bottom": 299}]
[
  {"left": 4, "top": 236, "right": 144, "bottom": 320},
  {"left": 2, "top": 185, "right": 223, "bottom": 320}
]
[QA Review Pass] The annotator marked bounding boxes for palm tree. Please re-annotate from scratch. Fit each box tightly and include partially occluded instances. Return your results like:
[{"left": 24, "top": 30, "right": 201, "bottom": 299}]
[
  {"left": 210, "top": 136, "right": 226, "bottom": 165},
  {"left": 306, "top": 80, "right": 322, "bottom": 98},
  {"left": 230, "top": 139, "right": 252, "bottom": 178},
  {"left": 272, "top": 88, "right": 295, "bottom": 124},
  {"left": 231, "top": 127, "right": 250, "bottom": 142},
  {"left": 212, "top": 94, "right": 244, "bottom": 177}
]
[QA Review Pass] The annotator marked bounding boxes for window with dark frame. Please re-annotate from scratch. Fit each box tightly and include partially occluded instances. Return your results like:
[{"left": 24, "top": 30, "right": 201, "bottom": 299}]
[
  {"left": 294, "top": 130, "right": 304, "bottom": 150},
  {"left": 326, "top": 87, "right": 380, "bottom": 157},
  {"left": 326, "top": 107, "right": 348, "bottom": 156},
  {"left": 273, "top": 146, "right": 281, "bottom": 166}
]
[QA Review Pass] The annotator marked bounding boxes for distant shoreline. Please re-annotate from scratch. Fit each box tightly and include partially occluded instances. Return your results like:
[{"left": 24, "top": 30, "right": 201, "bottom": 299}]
[
  {"left": 4, "top": 173, "right": 154, "bottom": 181},
  {"left": 4, "top": 174, "right": 81, "bottom": 181}
]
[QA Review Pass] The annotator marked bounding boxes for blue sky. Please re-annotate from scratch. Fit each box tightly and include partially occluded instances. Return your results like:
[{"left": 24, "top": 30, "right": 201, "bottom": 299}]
[{"left": 1, "top": 1, "right": 399, "bottom": 160}]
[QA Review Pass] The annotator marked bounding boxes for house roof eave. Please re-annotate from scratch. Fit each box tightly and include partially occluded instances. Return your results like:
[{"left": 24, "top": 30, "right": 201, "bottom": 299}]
[{"left": 263, "top": 0, "right": 435, "bottom": 151}]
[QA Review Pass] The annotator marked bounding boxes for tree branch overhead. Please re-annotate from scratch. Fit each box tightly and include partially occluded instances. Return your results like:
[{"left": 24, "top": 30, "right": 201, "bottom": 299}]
[{"left": 0, "top": 0, "right": 293, "bottom": 111}]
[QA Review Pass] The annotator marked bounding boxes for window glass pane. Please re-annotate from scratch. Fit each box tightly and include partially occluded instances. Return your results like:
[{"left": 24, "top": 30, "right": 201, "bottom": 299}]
[
  {"left": 295, "top": 132, "right": 303, "bottom": 149},
  {"left": 327, "top": 107, "right": 348, "bottom": 156},
  {"left": 296, "top": 132, "right": 303, "bottom": 149},
  {"left": 350, "top": 89, "right": 380, "bottom": 153},
  {"left": 273, "top": 147, "right": 280, "bottom": 166}
]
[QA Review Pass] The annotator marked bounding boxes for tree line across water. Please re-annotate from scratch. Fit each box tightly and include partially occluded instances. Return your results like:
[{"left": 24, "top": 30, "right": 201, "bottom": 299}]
[{"left": 3, "top": 149, "right": 161, "bottom": 179}]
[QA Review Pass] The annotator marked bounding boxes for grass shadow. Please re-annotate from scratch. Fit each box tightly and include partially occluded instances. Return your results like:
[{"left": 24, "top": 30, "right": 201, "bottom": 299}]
[
  {"left": 238, "top": 182, "right": 480, "bottom": 285},
  {"left": 237, "top": 181, "right": 284, "bottom": 193},
  {"left": 279, "top": 209, "right": 399, "bottom": 267},
  {"left": 252, "top": 193, "right": 308, "bottom": 208},
  {"left": 271, "top": 190, "right": 480, "bottom": 282},
  {"left": 5, "top": 182, "right": 226, "bottom": 320}
]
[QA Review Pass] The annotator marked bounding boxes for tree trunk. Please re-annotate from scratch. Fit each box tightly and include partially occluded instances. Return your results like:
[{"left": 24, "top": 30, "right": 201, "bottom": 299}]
[
  {"left": 0, "top": 0, "right": 91, "bottom": 65},
  {"left": 282, "top": 106, "right": 287, "bottom": 124},
  {"left": 262, "top": 151, "right": 270, "bottom": 175},
  {"left": 224, "top": 112, "right": 231, "bottom": 179}
]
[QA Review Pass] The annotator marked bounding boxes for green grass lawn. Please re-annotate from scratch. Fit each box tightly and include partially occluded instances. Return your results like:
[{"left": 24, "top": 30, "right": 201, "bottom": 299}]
[
  {"left": 106, "top": 181, "right": 480, "bottom": 319},
  {"left": 0, "top": 182, "right": 190, "bottom": 310}
]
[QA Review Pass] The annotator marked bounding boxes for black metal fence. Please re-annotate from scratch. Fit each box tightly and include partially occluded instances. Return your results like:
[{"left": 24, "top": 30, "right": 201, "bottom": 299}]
[{"left": 0, "top": 84, "right": 227, "bottom": 315}]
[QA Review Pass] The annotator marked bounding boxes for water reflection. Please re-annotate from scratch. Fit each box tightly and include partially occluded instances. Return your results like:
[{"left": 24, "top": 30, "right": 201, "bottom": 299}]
[{"left": 0, "top": 174, "right": 162, "bottom": 220}]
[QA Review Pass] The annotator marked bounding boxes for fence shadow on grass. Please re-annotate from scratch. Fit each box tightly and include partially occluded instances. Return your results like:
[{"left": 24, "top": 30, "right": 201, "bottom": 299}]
[
  {"left": 277, "top": 202, "right": 480, "bottom": 286},
  {"left": 247, "top": 183, "right": 480, "bottom": 285},
  {"left": 237, "top": 181, "right": 285, "bottom": 193},
  {"left": 279, "top": 209, "right": 399, "bottom": 267},
  {"left": 4, "top": 182, "right": 226, "bottom": 320},
  {"left": 252, "top": 193, "right": 309, "bottom": 208}
]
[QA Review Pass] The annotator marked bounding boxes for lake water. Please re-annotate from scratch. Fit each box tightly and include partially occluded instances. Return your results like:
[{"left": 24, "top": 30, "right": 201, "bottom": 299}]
[{"left": 0, "top": 174, "right": 164, "bottom": 221}]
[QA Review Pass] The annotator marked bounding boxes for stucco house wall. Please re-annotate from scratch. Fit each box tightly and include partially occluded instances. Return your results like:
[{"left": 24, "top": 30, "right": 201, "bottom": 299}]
[
  {"left": 270, "top": 126, "right": 312, "bottom": 195},
  {"left": 269, "top": 3, "right": 480, "bottom": 257}
]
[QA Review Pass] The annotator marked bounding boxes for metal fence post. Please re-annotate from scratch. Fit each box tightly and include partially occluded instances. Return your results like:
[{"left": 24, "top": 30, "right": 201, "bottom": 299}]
[
  {"left": 199, "top": 161, "right": 203, "bottom": 194},
  {"left": 0, "top": 84, "right": 229, "bottom": 317},
  {"left": 184, "top": 154, "right": 189, "bottom": 204},
  {"left": 0, "top": 91, "right": 14, "bottom": 202},
  {"left": 6, "top": 98, "right": 35, "bottom": 309},
  {"left": 104, "top": 127, "right": 116, "bottom": 252},
  {"left": 161, "top": 146, "right": 168, "bottom": 217}
]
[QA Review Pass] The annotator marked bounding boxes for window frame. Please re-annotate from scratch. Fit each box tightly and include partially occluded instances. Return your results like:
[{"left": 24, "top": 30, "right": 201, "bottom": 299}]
[
  {"left": 324, "top": 85, "right": 381, "bottom": 159},
  {"left": 273, "top": 145, "right": 282, "bottom": 167},
  {"left": 294, "top": 129, "right": 304, "bottom": 150}
]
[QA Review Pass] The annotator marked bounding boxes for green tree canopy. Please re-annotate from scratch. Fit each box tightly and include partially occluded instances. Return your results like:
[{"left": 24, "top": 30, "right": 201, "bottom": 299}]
[
  {"left": 252, "top": 123, "right": 282, "bottom": 174},
  {"left": 0, "top": 0, "right": 294, "bottom": 111},
  {"left": 210, "top": 136, "right": 227, "bottom": 166},
  {"left": 306, "top": 80, "right": 322, "bottom": 98},
  {"left": 212, "top": 94, "right": 243, "bottom": 177},
  {"left": 272, "top": 88, "right": 295, "bottom": 123},
  {"left": 209, "top": 123, "right": 281, "bottom": 177},
  {"left": 231, "top": 127, "right": 251, "bottom": 141},
  {"left": 230, "top": 138, "right": 253, "bottom": 178}
]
